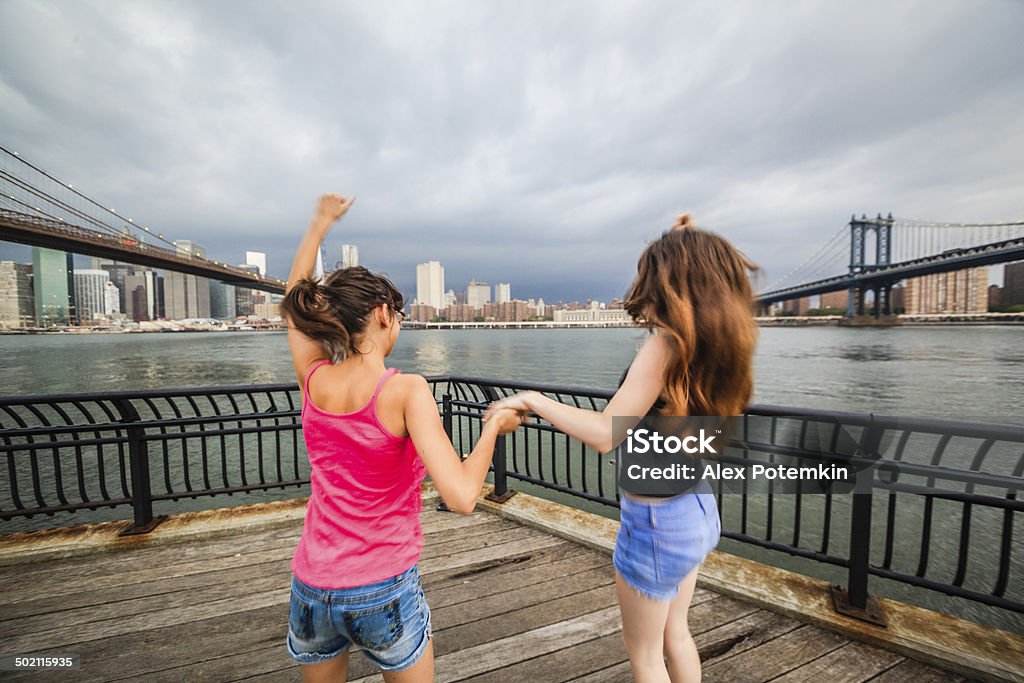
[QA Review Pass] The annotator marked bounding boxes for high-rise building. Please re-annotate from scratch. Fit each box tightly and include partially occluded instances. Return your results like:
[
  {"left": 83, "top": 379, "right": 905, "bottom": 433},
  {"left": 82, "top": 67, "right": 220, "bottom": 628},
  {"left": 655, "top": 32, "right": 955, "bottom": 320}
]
[
  {"left": 32, "top": 247, "right": 75, "bottom": 326},
  {"left": 122, "top": 273, "right": 150, "bottom": 321},
  {"left": 495, "top": 283, "right": 511, "bottom": 304},
  {"left": 210, "top": 280, "right": 237, "bottom": 320},
  {"left": 234, "top": 264, "right": 260, "bottom": 317},
  {"left": 467, "top": 280, "right": 491, "bottom": 309},
  {"left": 904, "top": 267, "right": 988, "bottom": 314},
  {"left": 416, "top": 261, "right": 445, "bottom": 309},
  {"left": 341, "top": 244, "right": 359, "bottom": 269},
  {"left": 1004, "top": 261, "right": 1024, "bottom": 305},
  {"left": 245, "top": 251, "right": 267, "bottom": 276},
  {"left": 103, "top": 281, "right": 120, "bottom": 316},
  {"left": 74, "top": 269, "right": 112, "bottom": 322},
  {"left": 165, "top": 242, "right": 211, "bottom": 319},
  {"left": 99, "top": 263, "right": 134, "bottom": 313},
  {"left": 535, "top": 297, "right": 545, "bottom": 317},
  {"left": 0, "top": 262, "right": 34, "bottom": 328}
]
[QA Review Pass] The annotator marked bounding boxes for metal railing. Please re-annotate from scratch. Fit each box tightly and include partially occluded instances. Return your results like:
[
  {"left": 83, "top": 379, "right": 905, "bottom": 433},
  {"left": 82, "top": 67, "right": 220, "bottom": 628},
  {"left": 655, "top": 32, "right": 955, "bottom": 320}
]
[{"left": 2, "top": 378, "right": 1022, "bottom": 626}]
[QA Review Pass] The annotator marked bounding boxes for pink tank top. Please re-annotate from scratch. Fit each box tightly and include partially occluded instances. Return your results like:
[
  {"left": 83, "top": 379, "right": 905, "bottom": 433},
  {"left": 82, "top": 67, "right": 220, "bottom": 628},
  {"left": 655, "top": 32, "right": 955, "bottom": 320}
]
[{"left": 291, "top": 360, "right": 425, "bottom": 588}]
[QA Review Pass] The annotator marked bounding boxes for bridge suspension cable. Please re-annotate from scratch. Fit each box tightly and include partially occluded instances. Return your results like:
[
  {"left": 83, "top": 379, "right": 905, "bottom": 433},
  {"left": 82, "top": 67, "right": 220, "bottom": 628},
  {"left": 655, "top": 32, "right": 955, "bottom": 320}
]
[
  {"left": 759, "top": 225, "right": 847, "bottom": 294},
  {"left": 0, "top": 145, "right": 186, "bottom": 252}
]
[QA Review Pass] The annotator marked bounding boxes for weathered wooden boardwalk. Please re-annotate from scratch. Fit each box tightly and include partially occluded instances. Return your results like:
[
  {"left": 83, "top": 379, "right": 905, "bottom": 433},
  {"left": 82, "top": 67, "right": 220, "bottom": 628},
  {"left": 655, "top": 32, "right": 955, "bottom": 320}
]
[{"left": 0, "top": 506, "right": 976, "bottom": 682}]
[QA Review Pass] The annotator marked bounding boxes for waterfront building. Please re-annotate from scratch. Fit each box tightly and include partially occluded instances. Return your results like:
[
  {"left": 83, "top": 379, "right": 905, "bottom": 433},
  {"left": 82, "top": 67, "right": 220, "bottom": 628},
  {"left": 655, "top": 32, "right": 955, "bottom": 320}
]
[
  {"left": 535, "top": 297, "right": 546, "bottom": 317},
  {"left": 553, "top": 307, "right": 633, "bottom": 323},
  {"left": 495, "top": 283, "right": 511, "bottom": 304},
  {"left": 73, "top": 269, "right": 112, "bottom": 322},
  {"left": 444, "top": 289, "right": 457, "bottom": 307},
  {"left": 103, "top": 281, "right": 120, "bottom": 316},
  {"left": 209, "top": 280, "right": 237, "bottom": 320},
  {"left": 416, "top": 261, "right": 445, "bottom": 309},
  {"left": 410, "top": 304, "right": 436, "bottom": 323},
  {"left": 32, "top": 247, "right": 75, "bottom": 326},
  {"left": 165, "top": 242, "right": 211, "bottom": 320},
  {"left": 254, "top": 293, "right": 283, "bottom": 320},
  {"left": 988, "top": 285, "right": 1003, "bottom": 309},
  {"left": 1004, "top": 261, "right": 1024, "bottom": 305},
  {"left": 444, "top": 303, "right": 477, "bottom": 322},
  {"left": 98, "top": 263, "right": 134, "bottom": 313},
  {"left": 122, "top": 273, "right": 151, "bottom": 321},
  {"left": 904, "top": 267, "right": 987, "bottom": 314},
  {"left": 245, "top": 251, "right": 267, "bottom": 277},
  {"left": 233, "top": 264, "right": 260, "bottom": 316},
  {"left": 0, "top": 261, "right": 34, "bottom": 328},
  {"left": 467, "top": 280, "right": 491, "bottom": 309},
  {"left": 341, "top": 244, "right": 359, "bottom": 269},
  {"left": 820, "top": 290, "right": 848, "bottom": 310}
]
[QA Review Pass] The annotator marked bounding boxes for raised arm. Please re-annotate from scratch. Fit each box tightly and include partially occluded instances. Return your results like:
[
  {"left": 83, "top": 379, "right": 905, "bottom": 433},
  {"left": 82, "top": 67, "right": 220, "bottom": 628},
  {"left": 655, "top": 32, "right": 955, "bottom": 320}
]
[
  {"left": 403, "top": 375, "right": 521, "bottom": 514},
  {"left": 284, "top": 194, "right": 355, "bottom": 388},
  {"left": 484, "top": 330, "right": 672, "bottom": 453}
]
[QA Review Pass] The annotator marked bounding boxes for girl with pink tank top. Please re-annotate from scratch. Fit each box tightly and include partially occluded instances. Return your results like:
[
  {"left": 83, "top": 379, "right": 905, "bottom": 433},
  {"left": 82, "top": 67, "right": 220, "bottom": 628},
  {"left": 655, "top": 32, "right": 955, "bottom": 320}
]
[{"left": 279, "top": 194, "right": 522, "bottom": 682}]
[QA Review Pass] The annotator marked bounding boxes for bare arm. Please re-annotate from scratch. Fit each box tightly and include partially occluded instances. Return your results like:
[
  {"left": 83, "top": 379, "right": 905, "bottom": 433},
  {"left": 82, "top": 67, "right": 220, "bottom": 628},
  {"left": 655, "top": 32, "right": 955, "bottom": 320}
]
[
  {"left": 285, "top": 194, "right": 355, "bottom": 388},
  {"left": 484, "top": 331, "right": 672, "bottom": 453},
  {"left": 404, "top": 375, "right": 521, "bottom": 514}
]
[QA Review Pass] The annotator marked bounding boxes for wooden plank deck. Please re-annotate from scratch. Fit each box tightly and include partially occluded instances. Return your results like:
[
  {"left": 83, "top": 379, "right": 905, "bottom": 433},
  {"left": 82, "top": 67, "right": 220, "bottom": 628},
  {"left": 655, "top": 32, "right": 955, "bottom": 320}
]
[{"left": 0, "top": 506, "right": 975, "bottom": 682}]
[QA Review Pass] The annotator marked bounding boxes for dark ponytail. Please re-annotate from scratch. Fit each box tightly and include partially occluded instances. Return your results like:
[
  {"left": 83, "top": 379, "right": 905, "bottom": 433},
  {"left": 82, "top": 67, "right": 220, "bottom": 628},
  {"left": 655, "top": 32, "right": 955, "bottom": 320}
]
[{"left": 281, "top": 266, "right": 405, "bottom": 363}]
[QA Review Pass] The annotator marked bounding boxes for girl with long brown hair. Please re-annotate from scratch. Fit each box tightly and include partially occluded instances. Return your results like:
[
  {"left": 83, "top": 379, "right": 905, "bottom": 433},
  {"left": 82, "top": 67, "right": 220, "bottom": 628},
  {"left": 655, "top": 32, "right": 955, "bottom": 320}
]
[{"left": 485, "top": 214, "right": 758, "bottom": 683}]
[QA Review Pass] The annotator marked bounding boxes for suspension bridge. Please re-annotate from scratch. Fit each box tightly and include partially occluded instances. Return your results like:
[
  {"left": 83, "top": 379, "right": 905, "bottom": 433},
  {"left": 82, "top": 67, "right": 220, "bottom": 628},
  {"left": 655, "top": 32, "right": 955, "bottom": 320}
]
[
  {"left": 757, "top": 214, "right": 1024, "bottom": 318},
  {"left": 2, "top": 147, "right": 1023, "bottom": 314},
  {"left": 0, "top": 147, "right": 285, "bottom": 294}
]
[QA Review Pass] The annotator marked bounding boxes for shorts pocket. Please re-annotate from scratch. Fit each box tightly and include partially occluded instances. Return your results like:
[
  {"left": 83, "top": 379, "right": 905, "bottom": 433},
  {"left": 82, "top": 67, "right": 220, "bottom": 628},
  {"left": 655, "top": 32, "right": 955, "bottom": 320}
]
[
  {"left": 342, "top": 598, "right": 404, "bottom": 651},
  {"left": 653, "top": 537, "right": 700, "bottom": 585},
  {"left": 288, "top": 590, "right": 316, "bottom": 642}
]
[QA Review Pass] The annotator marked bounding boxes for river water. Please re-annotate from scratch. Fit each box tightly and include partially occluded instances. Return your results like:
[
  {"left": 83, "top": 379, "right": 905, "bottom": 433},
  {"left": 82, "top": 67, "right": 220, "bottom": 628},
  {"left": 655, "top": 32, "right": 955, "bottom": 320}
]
[{"left": 1, "top": 326, "right": 1022, "bottom": 632}]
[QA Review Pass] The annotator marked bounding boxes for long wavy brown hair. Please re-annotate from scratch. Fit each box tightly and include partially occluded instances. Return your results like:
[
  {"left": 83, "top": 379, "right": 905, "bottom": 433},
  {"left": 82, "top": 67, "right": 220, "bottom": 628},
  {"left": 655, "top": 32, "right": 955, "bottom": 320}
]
[{"left": 623, "top": 217, "right": 759, "bottom": 416}]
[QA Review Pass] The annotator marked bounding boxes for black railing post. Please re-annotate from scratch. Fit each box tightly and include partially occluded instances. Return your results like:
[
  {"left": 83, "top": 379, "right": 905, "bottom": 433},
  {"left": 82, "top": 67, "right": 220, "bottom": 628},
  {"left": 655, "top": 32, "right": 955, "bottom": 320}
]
[
  {"left": 442, "top": 393, "right": 453, "bottom": 440},
  {"left": 830, "top": 416, "right": 886, "bottom": 625},
  {"left": 480, "top": 386, "right": 515, "bottom": 503},
  {"left": 114, "top": 399, "right": 166, "bottom": 535}
]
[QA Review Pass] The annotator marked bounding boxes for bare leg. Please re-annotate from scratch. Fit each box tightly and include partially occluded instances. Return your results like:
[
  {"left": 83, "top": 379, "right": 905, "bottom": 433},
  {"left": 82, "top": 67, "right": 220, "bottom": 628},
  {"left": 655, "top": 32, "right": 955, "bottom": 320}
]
[
  {"left": 299, "top": 651, "right": 348, "bottom": 683},
  {"left": 382, "top": 638, "right": 435, "bottom": 683},
  {"left": 664, "top": 563, "right": 702, "bottom": 683},
  {"left": 616, "top": 570, "right": 672, "bottom": 683}
]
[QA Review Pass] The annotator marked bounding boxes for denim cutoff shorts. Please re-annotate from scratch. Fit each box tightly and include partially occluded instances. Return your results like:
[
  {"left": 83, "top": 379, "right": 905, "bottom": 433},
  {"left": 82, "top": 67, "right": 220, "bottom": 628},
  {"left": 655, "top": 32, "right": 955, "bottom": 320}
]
[
  {"left": 286, "top": 564, "right": 432, "bottom": 671},
  {"left": 613, "top": 481, "right": 721, "bottom": 601}
]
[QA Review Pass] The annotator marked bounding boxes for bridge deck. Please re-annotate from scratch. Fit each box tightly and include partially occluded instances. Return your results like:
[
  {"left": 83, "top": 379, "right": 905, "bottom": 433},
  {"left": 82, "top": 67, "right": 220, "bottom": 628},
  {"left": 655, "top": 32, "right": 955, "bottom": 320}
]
[{"left": 0, "top": 507, "right": 974, "bottom": 682}]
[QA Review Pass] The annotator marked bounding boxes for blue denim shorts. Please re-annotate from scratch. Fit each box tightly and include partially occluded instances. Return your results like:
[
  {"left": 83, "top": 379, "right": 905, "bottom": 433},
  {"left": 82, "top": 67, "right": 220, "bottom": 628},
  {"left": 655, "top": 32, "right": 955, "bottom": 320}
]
[
  {"left": 286, "top": 564, "right": 432, "bottom": 671},
  {"left": 613, "top": 482, "right": 721, "bottom": 601}
]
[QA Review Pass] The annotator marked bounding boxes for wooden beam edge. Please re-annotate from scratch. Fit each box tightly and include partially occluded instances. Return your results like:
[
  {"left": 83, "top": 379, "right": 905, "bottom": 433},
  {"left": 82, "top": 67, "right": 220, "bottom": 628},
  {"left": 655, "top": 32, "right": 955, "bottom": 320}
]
[{"left": 472, "top": 484, "right": 1024, "bottom": 683}]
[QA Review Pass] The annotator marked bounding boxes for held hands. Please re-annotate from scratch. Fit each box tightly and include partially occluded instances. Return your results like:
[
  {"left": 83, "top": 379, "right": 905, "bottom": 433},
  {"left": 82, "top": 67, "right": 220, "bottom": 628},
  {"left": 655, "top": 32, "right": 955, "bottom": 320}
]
[
  {"left": 483, "top": 391, "right": 541, "bottom": 426},
  {"left": 486, "top": 407, "right": 527, "bottom": 435}
]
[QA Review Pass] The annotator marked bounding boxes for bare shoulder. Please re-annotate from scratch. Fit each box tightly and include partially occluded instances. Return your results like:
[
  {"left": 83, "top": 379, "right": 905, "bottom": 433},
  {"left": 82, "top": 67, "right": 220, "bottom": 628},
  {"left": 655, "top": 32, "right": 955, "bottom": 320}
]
[{"left": 386, "top": 372, "right": 433, "bottom": 404}]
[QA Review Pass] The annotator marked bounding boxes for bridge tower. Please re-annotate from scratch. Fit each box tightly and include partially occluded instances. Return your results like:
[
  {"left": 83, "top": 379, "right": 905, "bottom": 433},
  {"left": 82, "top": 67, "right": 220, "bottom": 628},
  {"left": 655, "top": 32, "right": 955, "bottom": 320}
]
[{"left": 847, "top": 213, "right": 894, "bottom": 317}]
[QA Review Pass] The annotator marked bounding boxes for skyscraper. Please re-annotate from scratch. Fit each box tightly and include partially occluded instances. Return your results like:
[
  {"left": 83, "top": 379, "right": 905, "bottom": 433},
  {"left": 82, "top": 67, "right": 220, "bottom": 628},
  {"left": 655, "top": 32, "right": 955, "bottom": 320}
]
[
  {"left": 467, "top": 280, "right": 491, "bottom": 309},
  {"left": 0, "top": 262, "right": 34, "bottom": 328},
  {"left": 245, "top": 251, "right": 267, "bottom": 276},
  {"left": 341, "top": 244, "right": 359, "bottom": 269},
  {"left": 210, "top": 280, "right": 237, "bottom": 320},
  {"left": 73, "top": 269, "right": 112, "bottom": 322},
  {"left": 165, "top": 241, "right": 211, "bottom": 319},
  {"left": 495, "top": 283, "right": 511, "bottom": 304},
  {"left": 416, "top": 261, "right": 445, "bottom": 309},
  {"left": 32, "top": 247, "right": 75, "bottom": 326}
]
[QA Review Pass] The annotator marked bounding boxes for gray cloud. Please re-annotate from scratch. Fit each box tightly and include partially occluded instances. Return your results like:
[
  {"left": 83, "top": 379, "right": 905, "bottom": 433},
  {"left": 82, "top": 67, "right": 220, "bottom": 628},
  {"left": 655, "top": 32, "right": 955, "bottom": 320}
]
[{"left": 2, "top": 0, "right": 1022, "bottom": 301}]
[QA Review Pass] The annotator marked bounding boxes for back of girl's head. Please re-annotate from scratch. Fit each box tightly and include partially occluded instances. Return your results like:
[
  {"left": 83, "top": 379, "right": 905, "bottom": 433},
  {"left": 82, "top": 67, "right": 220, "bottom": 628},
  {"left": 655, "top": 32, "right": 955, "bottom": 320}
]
[
  {"left": 281, "top": 266, "right": 405, "bottom": 363},
  {"left": 623, "top": 219, "right": 759, "bottom": 416}
]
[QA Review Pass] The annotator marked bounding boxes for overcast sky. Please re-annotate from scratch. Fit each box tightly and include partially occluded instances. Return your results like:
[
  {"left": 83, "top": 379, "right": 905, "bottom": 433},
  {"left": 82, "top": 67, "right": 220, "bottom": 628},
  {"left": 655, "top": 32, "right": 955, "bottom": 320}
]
[{"left": 2, "top": 0, "right": 1022, "bottom": 302}]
